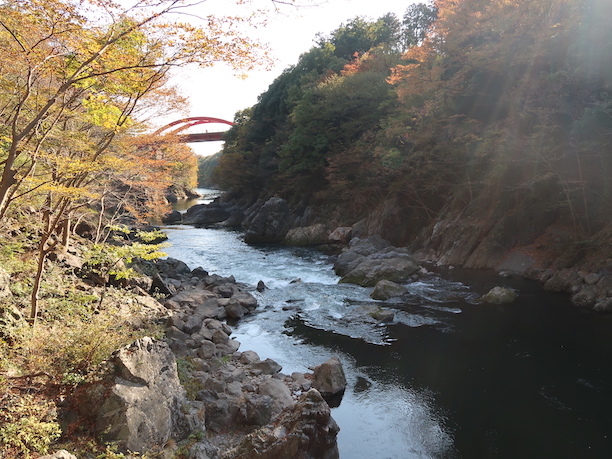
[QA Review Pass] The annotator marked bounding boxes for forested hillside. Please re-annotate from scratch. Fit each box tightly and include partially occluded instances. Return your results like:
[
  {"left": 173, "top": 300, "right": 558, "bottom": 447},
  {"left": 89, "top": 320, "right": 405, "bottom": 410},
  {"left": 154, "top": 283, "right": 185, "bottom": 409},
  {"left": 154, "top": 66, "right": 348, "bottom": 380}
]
[
  {"left": 198, "top": 152, "right": 223, "bottom": 188},
  {"left": 215, "top": 0, "right": 612, "bottom": 271}
]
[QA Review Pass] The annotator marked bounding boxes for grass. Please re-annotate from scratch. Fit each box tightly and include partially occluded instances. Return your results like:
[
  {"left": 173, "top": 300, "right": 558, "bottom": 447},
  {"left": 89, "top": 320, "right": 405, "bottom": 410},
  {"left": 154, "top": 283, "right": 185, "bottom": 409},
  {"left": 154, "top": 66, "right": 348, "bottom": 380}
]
[{"left": 0, "top": 219, "right": 166, "bottom": 458}]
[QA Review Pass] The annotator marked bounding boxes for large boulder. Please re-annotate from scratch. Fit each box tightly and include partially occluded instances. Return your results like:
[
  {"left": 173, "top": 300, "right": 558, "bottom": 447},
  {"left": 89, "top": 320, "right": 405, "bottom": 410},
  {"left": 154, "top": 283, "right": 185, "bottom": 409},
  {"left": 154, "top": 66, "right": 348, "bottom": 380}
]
[
  {"left": 258, "top": 378, "right": 295, "bottom": 417},
  {"left": 223, "top": 389, "right": 340, "bottom": 459},
  {"left": 333, "top": 236, "right": 391, "bottom": 276},
  {"left": 155, "top": 257, "right": 191, "bottom": 278},
  {"left": 327, "top": 227, "right": 353, "bottom": 245},
  {"left": 339, "top": 247, "right": 419, "bottom": 287},
  {"left": 161, "top": 210, "right": 182, "bottom": 224},
  {"left": 244, "top": 197, "right": 295, "bottom": 243},
  {"left": 311, "top": 356, "right": 347, "bottom": 397},
  {"left": 78, "top": 338, "right": 202, "bottom": 453},
  {"left": 283, "top": 224, "right": 328, "bottom": 246},
  {"left": 185, "top": 205, "right": 230, "bottom": 226}
]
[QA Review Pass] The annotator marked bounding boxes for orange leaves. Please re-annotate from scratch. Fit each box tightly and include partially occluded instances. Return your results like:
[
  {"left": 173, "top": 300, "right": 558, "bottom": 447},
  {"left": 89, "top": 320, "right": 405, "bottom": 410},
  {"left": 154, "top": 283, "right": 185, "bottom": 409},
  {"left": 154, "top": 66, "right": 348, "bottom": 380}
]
[{"left": 388, "top": 39, "right": 443, "bottom": 110}]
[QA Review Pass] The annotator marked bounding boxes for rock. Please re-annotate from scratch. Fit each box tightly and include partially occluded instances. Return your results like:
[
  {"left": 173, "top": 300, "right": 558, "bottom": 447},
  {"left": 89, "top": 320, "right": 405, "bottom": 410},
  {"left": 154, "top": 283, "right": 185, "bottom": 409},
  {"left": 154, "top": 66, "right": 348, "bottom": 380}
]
[
  {"left": 213, "top": 282, "right": 240, "bottom": 298},
  {"left": 584, "top": 273, "right": 601, "bottom": 285},
  {"left": 370, "top": 279, "right": 408, "bottom": 300},
  {"left": 204, "top": 394, "right": 241, "bottom": 433},
  {"left": 151, "top": 273, "right": 175, "bottom": 296},
  {"left": 74, "top": 220, "right": 95, "bottom": 239},
  {"left": 593, "top": 298, "right": 612, "bottom": 313},
  {"left": 79, "top": 337, "right": 202, "bottom": 453},
  {"left": 157, "top": 257, "right": 192, "bottom": 278},
  {"left": 251, "top": 358, "right": 282, "bottom": 375},
  {"left": 312, "top": 356, "right": 347, "bottom": 397},
  {"left": 231, "top": 291, "right": 258, "bottom": 310},
  {"left": 368, "top": 307, "right": 395, "bottom": 323},
  {"left": 197, "top": 340, "right": 216, "bottom": 359},
  {"left": 328, "top": 227, "right": 353, "bottom": 245},
  {"left": 240, "top": 350, "right": 261, "bottom": 364},
  {"left": 225, "top": 300, "right": 248, "bottom": 319},
  {"left": 224, "top": 389, "right": 340, "bottom": 459},
  {"left": 283, "top": 224, "right": 328, "bottom": 246},
  {"left": 169, "top": 289, "right": 217, "bottom": 308},
  {"left": 0, "top": 267, "right": 11, "bottom": 298},
  {"left": 186, "top": 206, "right": 230, "bottom": 226},
  {"left": 334, "top": 237, "right": 419, "bottom": 287},
  {"left": 244, "top": 394, "right": 275, "bottom": 426},
  {"left": 38, "top": 451, "right": 77, "bottom": 459},
  {"left": 211, "top": 329, "right": 229, "bottom": 345},
  {"left": 571, "top": 285, "right": 598, "bottom": 308},
  {"left": 191, "top": 267, "right": 209, "bottom": 278},
  {"left": 258, "top": 378, "right": 295, "bottom": 416},
  {"left": 334, "top": 236, "right": 391, "bottom": 276},
  {"left": 166, "top": 325, "right": 190, "bottom": 342},
  {"left": 244, "top": 197, "right": 295, "bottom": 243},
  {"left": 340, "top": 251, "right": 419, "bottom": 287},
  {"left": 162, "top": 210, "right": 182, "bottom": 224},
  {"left": 480, "top": 286, "right": 518, "bottom": 304}
]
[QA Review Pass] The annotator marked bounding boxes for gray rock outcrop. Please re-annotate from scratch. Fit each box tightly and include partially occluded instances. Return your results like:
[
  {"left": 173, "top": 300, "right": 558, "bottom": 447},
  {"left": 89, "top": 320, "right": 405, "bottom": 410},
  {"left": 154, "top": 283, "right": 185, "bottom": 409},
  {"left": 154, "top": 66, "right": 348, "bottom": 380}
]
[
  {"left": 161, "top": 210, "right": 182, "bottom": 224},
  {"left": 283, "top": 223, "right": 328, "bottom": 246},
  {"left": 222, "top": 389, "right": 340, "bottom": 459},
  {"left": 79, "top": 337, "right": 203, "bottom": 453},
  {"left": 335, "top": 237, "right": 419, "bottom": 287},
  {"left": 183, "top": 203, "right": 230, "bottom": 226},
  {"left": 244, "top": 197, "right": 295, "bottom": 243}
]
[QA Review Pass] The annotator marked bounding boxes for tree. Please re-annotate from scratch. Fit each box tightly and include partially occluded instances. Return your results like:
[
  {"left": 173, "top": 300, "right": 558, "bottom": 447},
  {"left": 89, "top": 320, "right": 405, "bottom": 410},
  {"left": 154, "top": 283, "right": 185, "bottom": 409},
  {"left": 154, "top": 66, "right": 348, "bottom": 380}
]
[
  {"left": 0, "top": 0, "right": 269, "bottom": 221},
  {"left": 401, "top": 2, "right": 438, "bottom": 49},
  {"left": 0, "top": 0, "right": 272, "bottom": 325}
]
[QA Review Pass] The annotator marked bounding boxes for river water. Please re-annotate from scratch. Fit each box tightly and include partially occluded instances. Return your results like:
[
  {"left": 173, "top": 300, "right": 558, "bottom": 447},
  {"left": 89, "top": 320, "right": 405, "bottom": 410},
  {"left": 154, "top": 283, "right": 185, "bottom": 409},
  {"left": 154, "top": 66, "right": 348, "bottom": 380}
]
[{"left": 163, "top": 192, "right": 612, "bottom": 458}]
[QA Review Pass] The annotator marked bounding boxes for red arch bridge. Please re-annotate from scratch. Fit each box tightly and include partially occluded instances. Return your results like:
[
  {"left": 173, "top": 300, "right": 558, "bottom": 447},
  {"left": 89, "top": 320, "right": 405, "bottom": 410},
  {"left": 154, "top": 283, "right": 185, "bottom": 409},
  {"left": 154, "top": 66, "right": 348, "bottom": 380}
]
[{"left": 154, "top": 117, "right": 233, "bottom": 142}]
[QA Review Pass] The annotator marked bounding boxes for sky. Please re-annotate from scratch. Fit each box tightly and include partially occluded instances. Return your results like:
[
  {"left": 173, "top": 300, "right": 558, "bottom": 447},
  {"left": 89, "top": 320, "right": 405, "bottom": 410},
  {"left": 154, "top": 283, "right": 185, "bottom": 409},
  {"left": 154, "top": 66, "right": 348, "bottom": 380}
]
[{"left": 165, "top": 0, "right": 419, "bottom": 156}]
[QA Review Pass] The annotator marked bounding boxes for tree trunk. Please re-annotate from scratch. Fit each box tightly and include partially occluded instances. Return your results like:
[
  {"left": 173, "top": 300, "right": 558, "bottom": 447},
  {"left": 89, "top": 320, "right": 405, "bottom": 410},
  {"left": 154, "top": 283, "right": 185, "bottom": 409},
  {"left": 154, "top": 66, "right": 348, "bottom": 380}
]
[{"left": 29, "top": 236, "right": 50, "bottom": 326}]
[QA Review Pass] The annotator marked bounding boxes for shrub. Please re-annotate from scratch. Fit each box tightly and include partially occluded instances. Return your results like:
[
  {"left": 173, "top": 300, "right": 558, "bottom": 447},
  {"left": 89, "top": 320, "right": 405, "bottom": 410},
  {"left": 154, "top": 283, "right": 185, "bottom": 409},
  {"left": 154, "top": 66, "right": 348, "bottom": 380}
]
[{"left": 0, "top": 394, "right": 61, "bottom": 457}]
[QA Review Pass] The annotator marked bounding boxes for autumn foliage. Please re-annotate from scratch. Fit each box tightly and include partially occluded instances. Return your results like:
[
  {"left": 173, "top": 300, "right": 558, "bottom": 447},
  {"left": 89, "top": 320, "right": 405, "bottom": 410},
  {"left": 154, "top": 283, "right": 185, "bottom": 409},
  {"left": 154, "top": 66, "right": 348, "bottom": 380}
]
[
  {"left": 216, "top": 0, "right": 612, "bottom": 243},
  {"left": 0, "top": 0, "right": 271, "bottom": 324}
]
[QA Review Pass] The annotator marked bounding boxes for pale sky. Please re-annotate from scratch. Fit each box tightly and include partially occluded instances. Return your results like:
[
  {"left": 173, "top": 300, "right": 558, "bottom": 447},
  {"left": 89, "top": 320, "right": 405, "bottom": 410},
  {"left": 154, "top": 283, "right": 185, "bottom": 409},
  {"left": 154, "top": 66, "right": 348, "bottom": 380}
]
[{"left": 165, "top": 0, "right": 419, "bottom": 156}]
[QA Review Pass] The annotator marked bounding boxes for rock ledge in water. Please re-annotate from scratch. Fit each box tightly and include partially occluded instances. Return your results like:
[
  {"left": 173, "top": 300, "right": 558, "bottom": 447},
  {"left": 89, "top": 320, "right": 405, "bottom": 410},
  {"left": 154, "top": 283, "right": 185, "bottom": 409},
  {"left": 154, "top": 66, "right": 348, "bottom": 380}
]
[{"left": 480, "top": 286, "right": 518, "bottom": 304}]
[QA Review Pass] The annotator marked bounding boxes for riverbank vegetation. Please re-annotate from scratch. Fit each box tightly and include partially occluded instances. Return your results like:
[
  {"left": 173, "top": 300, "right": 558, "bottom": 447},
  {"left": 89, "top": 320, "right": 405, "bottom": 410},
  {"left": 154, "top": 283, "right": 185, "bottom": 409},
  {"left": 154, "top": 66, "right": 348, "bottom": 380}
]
[
  {"left": 0, "top": 0, "right": 276, "bottom": 456},
  {"left": 215, "top": 0, "right": 612, "bottom": 252}
]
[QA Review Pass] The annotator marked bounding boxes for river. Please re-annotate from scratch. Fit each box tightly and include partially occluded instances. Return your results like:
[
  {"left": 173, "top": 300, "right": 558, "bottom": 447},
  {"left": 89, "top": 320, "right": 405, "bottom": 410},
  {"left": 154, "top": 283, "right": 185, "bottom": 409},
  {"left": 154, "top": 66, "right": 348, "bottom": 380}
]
[{"left": 162, "top": 191, "right": 612, "bottom": 459}]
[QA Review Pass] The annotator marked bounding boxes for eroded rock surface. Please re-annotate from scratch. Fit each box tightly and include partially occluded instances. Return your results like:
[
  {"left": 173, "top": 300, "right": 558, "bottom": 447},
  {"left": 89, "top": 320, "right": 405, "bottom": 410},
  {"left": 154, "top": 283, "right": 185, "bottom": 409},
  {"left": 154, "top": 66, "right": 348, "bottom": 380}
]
[
  {"left": 78, "top": 338, "right": 203, "bottom": 453},
  {"left": 335, "top": 237, "right": 420, "bottom": 286},
  {"left": 222, "top": 389, "right": 340, "bottom": 459}
]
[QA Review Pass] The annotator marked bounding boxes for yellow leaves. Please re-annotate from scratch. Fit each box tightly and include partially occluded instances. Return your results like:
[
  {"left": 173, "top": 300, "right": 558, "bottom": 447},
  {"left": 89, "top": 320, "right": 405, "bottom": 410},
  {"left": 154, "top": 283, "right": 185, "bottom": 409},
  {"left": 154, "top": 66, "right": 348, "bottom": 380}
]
[
  {"left": 82, "top": 94, "right": 131, "bottom": 130},
  {"left": 23, "top": 175, "right": 100, "bottom": 201}
]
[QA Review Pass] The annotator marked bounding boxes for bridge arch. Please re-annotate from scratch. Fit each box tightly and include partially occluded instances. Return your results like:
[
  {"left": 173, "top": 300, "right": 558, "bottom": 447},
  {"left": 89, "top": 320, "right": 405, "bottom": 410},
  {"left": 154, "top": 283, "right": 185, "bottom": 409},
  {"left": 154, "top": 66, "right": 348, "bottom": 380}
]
[{"left": 155, "top": 117, "right": 234, "bottom": 142}]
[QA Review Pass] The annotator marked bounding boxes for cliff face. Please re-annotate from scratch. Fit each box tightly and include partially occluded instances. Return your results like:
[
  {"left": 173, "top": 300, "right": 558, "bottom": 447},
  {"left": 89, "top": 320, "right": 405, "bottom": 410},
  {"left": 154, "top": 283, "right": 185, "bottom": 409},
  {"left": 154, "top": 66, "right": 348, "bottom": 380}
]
[{"left": 349, "top": 173, "right": 612, "bottom": 311}]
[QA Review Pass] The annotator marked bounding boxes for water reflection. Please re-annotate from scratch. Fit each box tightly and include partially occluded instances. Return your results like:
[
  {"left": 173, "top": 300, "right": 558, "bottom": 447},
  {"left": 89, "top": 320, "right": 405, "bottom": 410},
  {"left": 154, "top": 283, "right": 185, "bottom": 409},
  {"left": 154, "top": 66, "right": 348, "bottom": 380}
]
[
  {"left": 171, "top": 188, "right": 221, "bottom": 212},
  {"left": 233, "top": 316, "right": 456, "bottom": 459}
]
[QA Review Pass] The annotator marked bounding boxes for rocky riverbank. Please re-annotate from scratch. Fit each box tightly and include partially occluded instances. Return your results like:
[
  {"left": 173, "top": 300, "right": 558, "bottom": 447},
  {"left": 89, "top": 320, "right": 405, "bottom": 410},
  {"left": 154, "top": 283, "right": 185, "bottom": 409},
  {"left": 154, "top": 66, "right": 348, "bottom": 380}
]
[
  {"left": 1, "top": 220, "right": 345, "bottom": 458},
  {"left": 164, "top": 193, "right": 612, "bottom": 313},
  {"left": 67, "top": 254, "right": 345, "bottom": 458}
]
